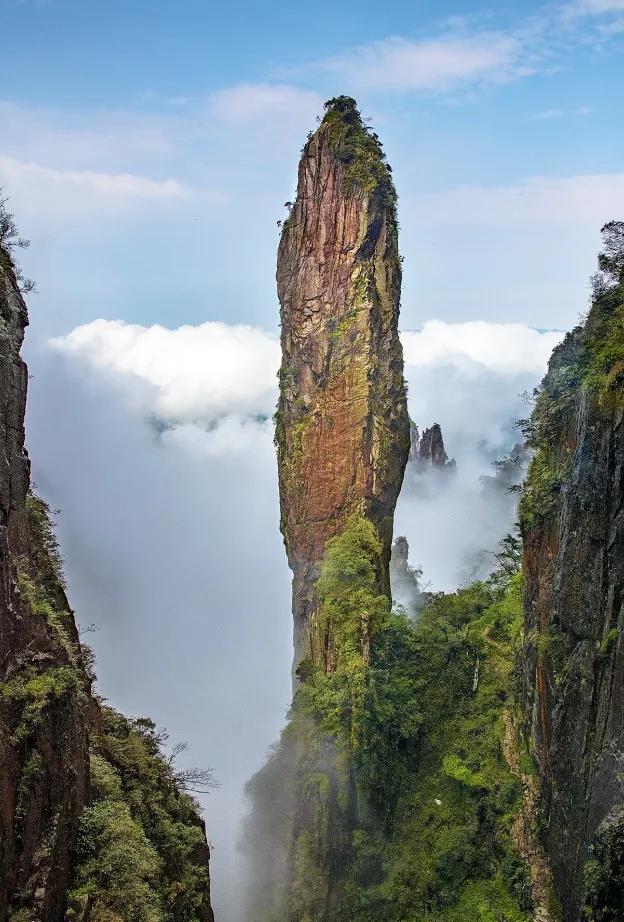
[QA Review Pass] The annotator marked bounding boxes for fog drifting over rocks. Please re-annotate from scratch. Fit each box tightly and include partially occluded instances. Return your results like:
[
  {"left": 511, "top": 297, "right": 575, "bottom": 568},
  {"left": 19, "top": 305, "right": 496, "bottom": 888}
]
[
  {"left": 398, "top": 322, "right": 563, "bottom": 589},
  {"left": 27, "top": 317, "right": 563, "bottom": 920}
]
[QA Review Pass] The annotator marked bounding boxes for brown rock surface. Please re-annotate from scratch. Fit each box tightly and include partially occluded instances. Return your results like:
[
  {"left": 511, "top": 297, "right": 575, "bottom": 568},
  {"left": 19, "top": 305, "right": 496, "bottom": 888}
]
[
  {"left": 276, "top": 96, "right": 410, "bottom": 668},
  {"left": 0, "top": 251, "right": 90, "bottom": 922}
]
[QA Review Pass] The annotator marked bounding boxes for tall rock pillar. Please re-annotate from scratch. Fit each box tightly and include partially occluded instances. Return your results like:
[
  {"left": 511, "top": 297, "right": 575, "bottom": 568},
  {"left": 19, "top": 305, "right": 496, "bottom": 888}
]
[{"left": 275, "top": 96, "right": 410, "bottom": 671}]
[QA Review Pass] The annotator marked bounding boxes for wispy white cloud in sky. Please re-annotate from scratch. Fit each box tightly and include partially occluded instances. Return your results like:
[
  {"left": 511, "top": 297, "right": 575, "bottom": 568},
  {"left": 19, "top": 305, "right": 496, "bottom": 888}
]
[
  {"left": 0, "top": 156, "right": 189, "bottom": 200},
  {"left": 315, "top": 33, "right": 531, "bottom": 91},
  {"left": 209, "top": 83, "right": 323, "bottom": 123},
  {"left": 563, "top": 0, "right": 624, "bottom": 16},
  {"left": 0, "top": 100, "right": 174, "bottom": 170},
  {"left": 421, "top": 173, "right": 624, "bottom": 227},
  {"left": 598, "top": 15, "right": 624, "bottom": 31},
  {"left": 531, "top": 105, "right": 593, "bottom": 119}
]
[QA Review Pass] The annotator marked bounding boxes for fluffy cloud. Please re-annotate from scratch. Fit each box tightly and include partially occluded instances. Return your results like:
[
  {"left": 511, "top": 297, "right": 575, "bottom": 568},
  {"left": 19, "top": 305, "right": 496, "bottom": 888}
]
[
  {"left": 50, "top": 317, "right": 563, "bottom": 456},
  {"left": 401, "top": 321, "right": 563, "bottom": 465},
  {"left": 397, "top": 322, "right": 565, "bottom": 591},
  {"left": 50, "top": 319, "right": 280, "bottom": 454},
  {"left": 318, "top": 33, "right": 530, "bottom": 92},
  {"left": 50, "top": 318, "right": 280, "bottom": 420},
  {"left": 402, "top": 320, "right": 563, "bottom": 377}
]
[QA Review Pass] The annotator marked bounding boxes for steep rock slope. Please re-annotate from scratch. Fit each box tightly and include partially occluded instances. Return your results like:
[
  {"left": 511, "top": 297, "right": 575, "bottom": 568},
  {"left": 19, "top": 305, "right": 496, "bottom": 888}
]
[
  {"left": 0, "top": 227, "right": 214, "bottom": 921},
  {"left": 520, "top": 221, "right": 624, "bottom": 921},
  {"left": 0, "top": 247, "right": 89, "bottom": 921},
  {"left": 276, "top": 95, "right": 410, "bottom": 669}
]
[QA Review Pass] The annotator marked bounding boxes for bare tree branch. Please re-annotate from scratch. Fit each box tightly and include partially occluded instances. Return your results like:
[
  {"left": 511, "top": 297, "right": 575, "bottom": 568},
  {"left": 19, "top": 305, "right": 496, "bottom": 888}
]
[{"left": 173, "top": 766, "right": 220, "bottom": 795}]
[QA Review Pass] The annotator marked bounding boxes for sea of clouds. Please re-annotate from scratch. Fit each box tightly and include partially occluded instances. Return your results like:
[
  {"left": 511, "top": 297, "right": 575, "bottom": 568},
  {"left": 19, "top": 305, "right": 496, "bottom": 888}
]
[{"left": 27, "top": 316, "right": 563, "bottom": 921}]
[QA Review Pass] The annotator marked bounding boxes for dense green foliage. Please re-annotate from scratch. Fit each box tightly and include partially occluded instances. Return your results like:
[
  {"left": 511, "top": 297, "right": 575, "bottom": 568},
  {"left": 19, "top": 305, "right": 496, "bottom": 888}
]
[
  {"left": 320, "top": 96, "right": 397, "bottom": 212},
  {"left": 0, "top": 492, "right": 87, "bottom": 747},
  {"left": 68, "top": 708, "right": 210, "bottom": 922},
  {"left": 245, "top": 515, "right": 532, "bottom": 921},
  {"left": 376, "top": 575, "right": 531, "bottom": 922}
]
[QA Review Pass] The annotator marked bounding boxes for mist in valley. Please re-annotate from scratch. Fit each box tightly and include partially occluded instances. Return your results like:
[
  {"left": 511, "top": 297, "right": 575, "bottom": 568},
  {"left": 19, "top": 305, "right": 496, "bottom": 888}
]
[{"left": 21, "top": 317, "right": 562, "bottom": 921}]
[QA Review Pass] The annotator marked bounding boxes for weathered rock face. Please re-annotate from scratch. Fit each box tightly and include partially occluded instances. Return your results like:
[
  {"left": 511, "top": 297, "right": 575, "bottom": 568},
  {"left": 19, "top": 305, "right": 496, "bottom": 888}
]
[
  {"left": 409, "top": 421, "right": 455, "bottom": 472},
  {"left": 0, "top": 254, "right": 90, "bottom": 922},
  {"left": 418, "top": 424, "right": 448, "bottom": 467},
  {"left": 276, "top": 96, "right": 410, "bottom": 669},
  {"left": 520, "top": 223, "right": 624, "bottom": 921}
]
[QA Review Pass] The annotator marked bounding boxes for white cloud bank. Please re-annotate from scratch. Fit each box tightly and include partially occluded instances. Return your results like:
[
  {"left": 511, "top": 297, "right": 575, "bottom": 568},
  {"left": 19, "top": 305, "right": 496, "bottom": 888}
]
[
  {"left": 402, "top": 321, "right": 563, "bottom": 377},
  {"left": 398, "top": 323, "right": 565, "bottom": 591},
  {"left": 50, "top": 317, "right": 564, "bottom": 456},
  {"left": 40, "top": 314, "right": 566, "bottom": 910},
  {"left": 51, "top": 320, "right": 280, "bottom": 445}
]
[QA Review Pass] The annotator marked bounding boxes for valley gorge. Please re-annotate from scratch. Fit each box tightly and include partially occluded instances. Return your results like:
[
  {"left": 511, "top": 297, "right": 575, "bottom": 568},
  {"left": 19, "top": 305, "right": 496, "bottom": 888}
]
[
  {"left": 0, "top": 229, "right": 215, "bottom": 922},
  {"left": 0, "top": 97, "right": 623, "bottom": 922}
]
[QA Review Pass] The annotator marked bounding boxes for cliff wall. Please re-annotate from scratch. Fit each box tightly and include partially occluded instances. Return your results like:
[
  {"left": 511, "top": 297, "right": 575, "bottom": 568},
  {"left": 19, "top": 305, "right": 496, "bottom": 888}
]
[
  {"left": 0, "top": 250, "right": 90, "bottom": 921},
  {"left": 521, "top": 221, "right": 624, "bottom": 921}
]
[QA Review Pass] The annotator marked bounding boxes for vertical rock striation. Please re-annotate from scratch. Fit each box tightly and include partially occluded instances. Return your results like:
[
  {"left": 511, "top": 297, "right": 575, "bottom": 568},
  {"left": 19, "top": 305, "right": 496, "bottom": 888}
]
[
  {"left": 408, "top": 421, "right": 455, "bottom": 472},
  {"left": 520, "top": 221, "right": 624, "bottom": 921},
  {"left": 276, "top": 96, "right": 410, "bottom": 670},
  {"left": 0, "top": 249, "right": 90, "bottom": 921}
]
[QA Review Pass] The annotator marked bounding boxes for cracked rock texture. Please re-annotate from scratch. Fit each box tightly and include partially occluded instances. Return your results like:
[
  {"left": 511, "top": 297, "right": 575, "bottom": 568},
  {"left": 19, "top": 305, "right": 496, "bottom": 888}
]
[
  {"left": 275, "top": 97, "right": 410, "bottom": 670},
  {"left": 0, "top": 254, "right": 89, "bottom": 922}
]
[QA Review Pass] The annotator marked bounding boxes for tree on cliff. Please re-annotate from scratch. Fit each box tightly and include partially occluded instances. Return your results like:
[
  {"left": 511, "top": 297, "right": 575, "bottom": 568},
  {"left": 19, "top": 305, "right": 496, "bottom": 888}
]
[
  {"left": 598, "top": 220, "right": 624, "bottom": 283},
  {"left": 0, "top": 192, "right": 35, "bottom": 291}
]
